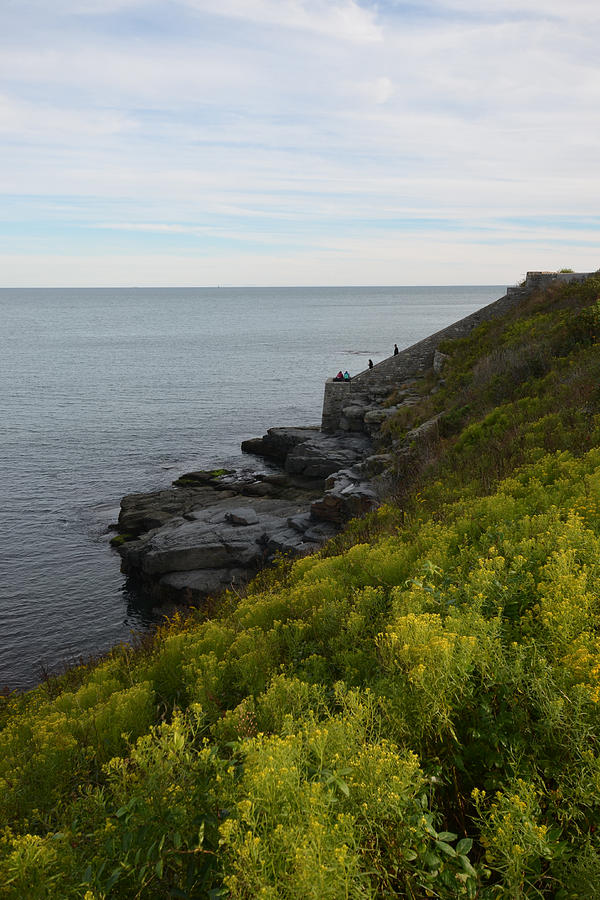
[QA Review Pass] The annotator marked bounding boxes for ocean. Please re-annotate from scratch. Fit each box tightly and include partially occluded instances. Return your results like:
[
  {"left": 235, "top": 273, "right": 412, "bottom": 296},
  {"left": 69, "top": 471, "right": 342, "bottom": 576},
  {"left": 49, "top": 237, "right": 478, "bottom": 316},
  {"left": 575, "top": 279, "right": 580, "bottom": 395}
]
[{"left": 0, "top": 285, "right": 505, "bottom": 690}]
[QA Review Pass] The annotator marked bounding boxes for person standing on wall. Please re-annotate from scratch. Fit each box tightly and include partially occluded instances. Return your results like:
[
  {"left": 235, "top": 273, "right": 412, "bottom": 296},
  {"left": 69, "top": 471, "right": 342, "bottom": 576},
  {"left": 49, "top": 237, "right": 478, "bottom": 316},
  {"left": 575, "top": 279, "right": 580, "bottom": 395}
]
[{"left": 394, "top": 344, "right": 399, "bottom": 355}]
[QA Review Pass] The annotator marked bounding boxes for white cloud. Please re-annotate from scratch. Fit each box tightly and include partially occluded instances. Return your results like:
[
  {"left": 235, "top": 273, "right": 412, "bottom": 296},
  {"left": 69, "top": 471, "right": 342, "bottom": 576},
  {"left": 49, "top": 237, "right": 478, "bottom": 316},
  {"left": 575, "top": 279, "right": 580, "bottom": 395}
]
[
  {"left": 0, "top": 93, "right": 134, "bottom": 139},
  {"left": 1, "top": 0, "right": 600, "bottom": 285},
  {"left": 363, "top": 76, "right": 395, "bottom": 105},
  {"left": 0, "top": 45, "right": 259, "bottom": 107},
  {"left": 432, "top": 0, "right": 600, "bottom": 20},
  {"left": 8, "top": 0, "right": 148, "bottom": 13},
  {"left": 181, "top": 0, "right": 383, "bottom": 42}
]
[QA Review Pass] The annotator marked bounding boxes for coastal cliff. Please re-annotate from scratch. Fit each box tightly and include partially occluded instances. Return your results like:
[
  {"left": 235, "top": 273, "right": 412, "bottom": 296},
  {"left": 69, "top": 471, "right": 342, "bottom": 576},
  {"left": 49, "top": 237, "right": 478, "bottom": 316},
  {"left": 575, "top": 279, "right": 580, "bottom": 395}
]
[
  {"left": 115, "top": 429, "right": 376, "bottom": 602},
  {"left": 5, "top": 270, "right": 600, "bottom": 897},
  {"left": 114, "top": 270, "right": 595, "bottom": 605}
]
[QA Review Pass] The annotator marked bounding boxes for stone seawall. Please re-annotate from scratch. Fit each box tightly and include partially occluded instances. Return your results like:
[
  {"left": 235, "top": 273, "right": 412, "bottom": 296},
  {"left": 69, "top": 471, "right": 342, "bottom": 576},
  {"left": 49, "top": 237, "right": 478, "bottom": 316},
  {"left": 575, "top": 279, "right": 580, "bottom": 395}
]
[{"left": 321, "top": 271, "right": 594, "bottom": 433}]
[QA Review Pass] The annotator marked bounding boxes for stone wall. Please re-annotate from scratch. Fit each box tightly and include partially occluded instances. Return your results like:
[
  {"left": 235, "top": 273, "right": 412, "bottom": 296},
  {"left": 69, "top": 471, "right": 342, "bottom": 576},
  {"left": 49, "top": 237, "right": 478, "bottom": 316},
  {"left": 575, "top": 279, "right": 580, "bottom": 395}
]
[{"left": 320, "top": 271, "right": 596, "bottom": 432}]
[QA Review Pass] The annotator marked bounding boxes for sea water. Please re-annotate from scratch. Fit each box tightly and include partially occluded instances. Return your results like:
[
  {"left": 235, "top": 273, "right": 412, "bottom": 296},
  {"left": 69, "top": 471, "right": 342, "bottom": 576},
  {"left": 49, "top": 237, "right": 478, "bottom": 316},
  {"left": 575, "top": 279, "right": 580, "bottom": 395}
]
[{"left": 0, "top": 285, "right": 504, "bottom": 690}]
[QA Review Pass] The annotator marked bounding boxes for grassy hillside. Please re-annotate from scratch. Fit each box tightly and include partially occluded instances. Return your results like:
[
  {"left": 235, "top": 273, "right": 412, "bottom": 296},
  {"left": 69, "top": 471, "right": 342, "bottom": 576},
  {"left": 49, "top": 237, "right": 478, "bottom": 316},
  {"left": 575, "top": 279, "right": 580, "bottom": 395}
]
[{"left": 3, "top": 276, "right": 600, "bottom": 899}]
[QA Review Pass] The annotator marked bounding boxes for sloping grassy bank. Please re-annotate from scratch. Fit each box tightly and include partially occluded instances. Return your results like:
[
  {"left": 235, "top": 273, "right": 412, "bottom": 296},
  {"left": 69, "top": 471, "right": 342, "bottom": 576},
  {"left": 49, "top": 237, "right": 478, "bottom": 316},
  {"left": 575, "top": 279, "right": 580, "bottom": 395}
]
[{"left": 3, "top": 277, "right": 600, "bottom": 899}]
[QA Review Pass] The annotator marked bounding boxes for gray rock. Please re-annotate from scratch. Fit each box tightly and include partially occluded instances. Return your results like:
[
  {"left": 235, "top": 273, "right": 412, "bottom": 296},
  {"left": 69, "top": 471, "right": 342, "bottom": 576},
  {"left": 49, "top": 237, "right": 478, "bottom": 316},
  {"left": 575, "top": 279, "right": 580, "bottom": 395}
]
[
  {"left": 406, "top": 415, "right": 441, "bottom": 447},
  {"left": 287, "top": 512, "right": 313, "bottom": 533},
  {"left": 118, "top": 486, "right": 229, "bottom": 535},
  {"left": 285, "top": 432, "right": 372, "bottom": 478},
  {"left": 264, "top": 527, "right": 311, "bottom": 557},
  {"left": 225, "top": 507, "right": 260, "bottom": 526},
  {"left": 117, "top": 424, "right": 379, "bottom": 606},
  {"left": 311, "top": 468, "right": 378, "bottom": 524},
  {"left": 242, "top": 481, "right": 278, "bottom": 497},
  {"left": 141, "top": 519, "right": 268, "bottom": 575},
  {"left": 241, "top": 427, "right": 319, "bottom": 461},
  {"left": 363, "top": 408, "right": 396, "bottom": 427},
  {"left": 259, "top": 472, "right": 290, "bottom": 486},
  {"left": 433, "top": 350, "right": 450, "bottom": 376},
  {"left": 339, "top": 404, "right": 367, "bottom": 432},
  {"left": 304, "top": 522, "right": 338, "bottom": 542},
  {"left": 158, "top": 566, "right": 251, "bottom": 600}
]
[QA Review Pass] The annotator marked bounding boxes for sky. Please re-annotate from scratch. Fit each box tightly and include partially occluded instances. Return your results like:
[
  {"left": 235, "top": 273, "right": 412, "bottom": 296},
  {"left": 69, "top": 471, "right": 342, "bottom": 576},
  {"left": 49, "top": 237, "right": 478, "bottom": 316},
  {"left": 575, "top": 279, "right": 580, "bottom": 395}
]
[{"left": 1, "top": 0, "right": 599, "bottom": 287}]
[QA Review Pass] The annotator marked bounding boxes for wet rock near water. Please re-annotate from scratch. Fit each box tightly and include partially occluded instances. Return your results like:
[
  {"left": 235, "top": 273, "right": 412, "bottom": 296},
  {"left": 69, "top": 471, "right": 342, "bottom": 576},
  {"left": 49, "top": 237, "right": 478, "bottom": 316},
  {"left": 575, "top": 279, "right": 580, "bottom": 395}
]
[
  {"left": 116, "top": 431, "right": 376, "bottom": 604},
  {"left": 240, "top": 426, "right": 319, "bottom": 462},
  {"left": 118, "top": 465, "right": 322, "bottom": 538}
]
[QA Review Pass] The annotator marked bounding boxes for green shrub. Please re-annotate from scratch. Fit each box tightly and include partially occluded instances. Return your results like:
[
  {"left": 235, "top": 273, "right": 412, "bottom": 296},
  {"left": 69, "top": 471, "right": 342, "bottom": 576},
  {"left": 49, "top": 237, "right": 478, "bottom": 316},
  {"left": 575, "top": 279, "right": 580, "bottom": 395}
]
[{"left": 6, "top": 276, "right": 600, "bottom": 896}]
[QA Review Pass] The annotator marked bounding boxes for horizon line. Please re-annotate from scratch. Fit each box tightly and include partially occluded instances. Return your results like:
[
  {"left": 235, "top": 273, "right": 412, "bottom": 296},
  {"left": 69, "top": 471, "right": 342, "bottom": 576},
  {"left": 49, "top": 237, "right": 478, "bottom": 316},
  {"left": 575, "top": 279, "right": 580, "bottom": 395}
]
[{"left": 0, "top": 282, "right": 509, "bottom": 290}]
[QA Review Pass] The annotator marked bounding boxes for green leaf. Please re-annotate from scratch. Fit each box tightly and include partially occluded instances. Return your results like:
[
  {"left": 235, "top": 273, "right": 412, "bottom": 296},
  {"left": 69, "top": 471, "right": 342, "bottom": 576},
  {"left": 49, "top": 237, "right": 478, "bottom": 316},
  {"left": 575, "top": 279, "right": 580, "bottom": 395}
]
[
  {"left": 105, "top": 868, "right": 121, "bottom": 891},
  {"left": 173, "top": 831, "right": 182, "bottom": 849},
  {"left": 435, "top": 840, "right": 456, "bottom": 857},
  {"left": 155, "top": 858, "right": 163, "bottom": 878},
  {"left": 459, "top": 855, "right": 477, "bottom": 877},
  {"left": 335, "top": 777, "right": 350, "bottom": 797},
  {"left": 424, "top": 850, "right": 442, "bottom": 869},
  {"left": 456, "top": 838, "right": 473, "bottom": 855},
  {"left": 437, "top": 831, "right": 458, "bottom": 842}
]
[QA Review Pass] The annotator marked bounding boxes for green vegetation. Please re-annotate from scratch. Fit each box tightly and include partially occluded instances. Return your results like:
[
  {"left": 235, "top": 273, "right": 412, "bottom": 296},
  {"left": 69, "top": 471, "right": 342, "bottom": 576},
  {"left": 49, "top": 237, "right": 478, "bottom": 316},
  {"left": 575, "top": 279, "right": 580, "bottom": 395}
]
[
  {"left": 109, "top": 533, "right": 135, "bottom": 548},
  {"left": 3, "top": 276, "right": 600, "bottom": 898},
  {"left": 174, "top": 469, "right": 231, "bottom": 486}
]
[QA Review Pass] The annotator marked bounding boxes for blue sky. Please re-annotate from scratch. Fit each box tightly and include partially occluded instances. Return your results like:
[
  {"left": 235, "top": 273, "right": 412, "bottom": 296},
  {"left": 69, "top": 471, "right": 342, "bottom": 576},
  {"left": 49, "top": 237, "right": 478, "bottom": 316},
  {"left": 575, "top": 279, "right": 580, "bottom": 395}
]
[{"left": 1, "top": 0, "right": 599, "bottom": 286}]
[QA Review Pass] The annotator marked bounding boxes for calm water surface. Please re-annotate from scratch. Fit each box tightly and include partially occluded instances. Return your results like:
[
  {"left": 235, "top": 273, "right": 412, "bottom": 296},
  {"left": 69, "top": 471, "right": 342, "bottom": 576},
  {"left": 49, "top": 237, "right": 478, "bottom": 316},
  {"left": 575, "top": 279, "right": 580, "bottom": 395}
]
[{"left": 0, "top": 285, "right": 504, "bottom": 689}]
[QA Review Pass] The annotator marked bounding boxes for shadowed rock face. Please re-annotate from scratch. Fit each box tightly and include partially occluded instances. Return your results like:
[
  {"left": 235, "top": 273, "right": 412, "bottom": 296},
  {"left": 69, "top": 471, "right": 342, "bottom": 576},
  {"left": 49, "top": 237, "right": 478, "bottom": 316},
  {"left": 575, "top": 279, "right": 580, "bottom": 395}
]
[
  {"left": 284, "top": 432, "right": 372, "bottom": 479},
  {"left": 240, "top": 427, "right": 318, "bottom": 461},
  {"left": 311, "top": 469, "right": 378, "bottom": 524}
]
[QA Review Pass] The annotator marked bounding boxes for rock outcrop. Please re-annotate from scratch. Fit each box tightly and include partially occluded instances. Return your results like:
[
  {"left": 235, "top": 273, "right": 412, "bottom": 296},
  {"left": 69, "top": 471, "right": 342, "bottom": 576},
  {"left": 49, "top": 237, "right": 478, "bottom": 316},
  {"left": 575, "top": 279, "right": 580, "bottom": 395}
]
[
  {"left": 115, "top": 430, "right": 378, "bottom": 604},
  {"left": 311, "top": 468, "right": 378, "bottom": 524},
  {"left": 114, "top": 366, "right": 450, "bottom": 605}
]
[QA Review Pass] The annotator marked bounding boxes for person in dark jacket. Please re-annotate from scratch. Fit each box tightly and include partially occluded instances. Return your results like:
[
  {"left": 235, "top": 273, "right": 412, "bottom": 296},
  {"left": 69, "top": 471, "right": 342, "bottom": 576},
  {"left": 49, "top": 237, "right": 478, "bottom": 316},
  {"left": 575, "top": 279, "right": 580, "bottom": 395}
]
[{"left": 394, "top": 344, "right": 399, "bottom": 355}]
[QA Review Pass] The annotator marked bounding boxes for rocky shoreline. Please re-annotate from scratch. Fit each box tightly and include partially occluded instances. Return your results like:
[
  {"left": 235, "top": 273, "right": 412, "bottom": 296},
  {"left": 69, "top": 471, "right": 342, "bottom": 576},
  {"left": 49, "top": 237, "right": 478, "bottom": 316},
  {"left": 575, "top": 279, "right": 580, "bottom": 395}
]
[
  {"left": 113, "top": 276, "right": 524, "bottom": 607},
  {"left": 114, "top": 426, "right": 381, "bottom": 605}
]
